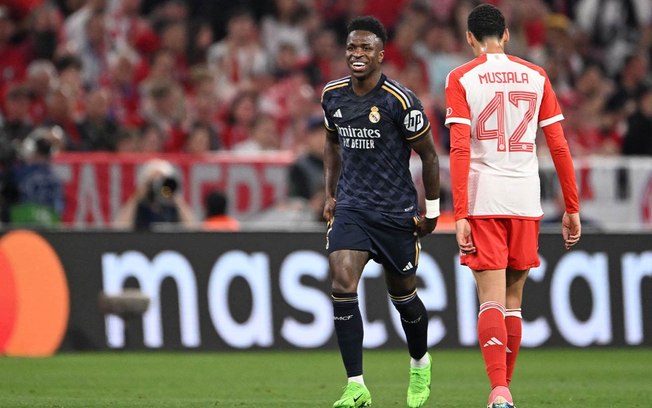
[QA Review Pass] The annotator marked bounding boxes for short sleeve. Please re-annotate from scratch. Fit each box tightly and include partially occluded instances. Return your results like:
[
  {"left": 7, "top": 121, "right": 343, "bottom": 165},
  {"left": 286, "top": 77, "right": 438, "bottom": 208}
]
[
  {"left": 321, "top": 99, "right": 336, "bottom": 132},
  {"left": 538, "top": 72, "right": 564, "bottom": 127},
  {"left": 444, "top": 70, "right": 471, "bottom": 127}
]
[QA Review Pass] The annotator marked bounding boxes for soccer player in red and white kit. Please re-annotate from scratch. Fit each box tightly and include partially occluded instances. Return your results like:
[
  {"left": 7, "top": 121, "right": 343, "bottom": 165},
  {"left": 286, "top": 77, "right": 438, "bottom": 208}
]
[{"left": 445, "top": 4, "right": 581, "bottom": 408}]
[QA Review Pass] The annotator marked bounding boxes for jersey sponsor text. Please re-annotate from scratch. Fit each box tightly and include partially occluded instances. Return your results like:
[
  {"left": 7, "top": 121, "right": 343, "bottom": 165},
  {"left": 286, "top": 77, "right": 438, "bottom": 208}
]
[{"left": 335, "top": 124, "right": 381, "bottom": 139}]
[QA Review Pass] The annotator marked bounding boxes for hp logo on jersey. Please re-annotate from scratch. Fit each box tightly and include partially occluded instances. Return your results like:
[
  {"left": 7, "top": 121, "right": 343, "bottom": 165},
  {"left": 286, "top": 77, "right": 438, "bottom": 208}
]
[{"left": 404, "top": 110, "right": 425, "bottom": 132}]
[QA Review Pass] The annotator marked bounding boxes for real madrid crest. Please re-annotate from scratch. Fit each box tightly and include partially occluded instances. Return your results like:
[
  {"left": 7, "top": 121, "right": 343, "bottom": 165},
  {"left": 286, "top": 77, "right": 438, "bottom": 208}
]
[{"left": 368, "top": 106, "right": 380, "bottom": 123}]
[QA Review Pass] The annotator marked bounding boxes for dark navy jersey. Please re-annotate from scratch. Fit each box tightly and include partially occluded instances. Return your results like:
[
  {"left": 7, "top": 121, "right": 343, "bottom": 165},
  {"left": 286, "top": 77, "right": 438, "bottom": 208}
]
[{"left": 321, "top": 74, "right": 431, "bottom": 214}]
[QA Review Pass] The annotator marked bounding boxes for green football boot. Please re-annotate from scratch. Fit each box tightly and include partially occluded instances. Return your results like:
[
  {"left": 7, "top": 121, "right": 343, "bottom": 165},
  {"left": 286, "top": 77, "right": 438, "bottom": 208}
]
[
  {"left": 407, "top": 353, "right": 432, "bottom": 408},
  {"left": 332, "top": 381, "right": 371, "bottom": 408}
]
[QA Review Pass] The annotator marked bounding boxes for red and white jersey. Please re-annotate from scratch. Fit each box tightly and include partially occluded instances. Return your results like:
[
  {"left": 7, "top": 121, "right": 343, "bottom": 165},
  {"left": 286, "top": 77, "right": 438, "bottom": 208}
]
[{"left": 445, "top": 53, "right": 563, "bottom": 218}]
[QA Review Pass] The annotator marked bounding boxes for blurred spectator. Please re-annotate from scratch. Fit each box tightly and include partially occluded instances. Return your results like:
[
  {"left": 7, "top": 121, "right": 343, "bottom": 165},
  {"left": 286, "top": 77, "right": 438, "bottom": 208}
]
[
  {"left": 113, "top": 158, "right": 196, "bottom": 230},
  {"left": 232, "top": 114, "right": 280, "bottom": 152},
  {"left": 415, "top": 22, "right": 466, "bottom": 105},
  {"left": 191, "top": 0, "right": 268, "bottom": 41},
  {"left": 156, "top": 20, "right": 190, "bottom": 87},
  {"left": 28, "top": 3, "right": 63, "bottom": 61},
  {"left": 321, "top": 0, "right": 368, "bottom": 45},
  {"left": 202, "top": 190, "right": 240, "bottom": 231},
  {"left": 187, "top": 68, "right": 222, "bottom": 150},
  {"left": 7, "top": 126, "right": 65, "bottom": 227},
  {"left": 43, "top": 86, "right": 82, "bottom": 151},
  {"left": 531, "top": 13, "right": 583, "bottom": 96},
  {"left": 622, "top": 86, "right": 652, "bottom": 156},
  {"left": 558, "top": 63, "right": 619, "bottom": 156},
  {"left": 383, "top": 20, "right": 430, "bottom": 90},
  {"left": 267, "top": 73, "right": 322, "bottom": 150},
  {"left": 25, "top": 60, "right": 58, "bottom": 124},
  {"left": 575, "top": 0, "right": 652, "bottom": 75},
  {"left": 303, "top": 28, "right": 345, "bottom": 89},
  {"left": 148, "top": 0, "right": 189, "bottom": 28},
  {"left": 140, "top": 79, "right": 187, "bottom": 152},
  {"left": 0, "top": 5, "right": 29, "bottom": 89},
  {"left": 221, "top": 89, "right": 260, "bottom": 150},
  {"left": 260, "top": 0, "right": 311, "bottom": 61},
  {"left": 606, "top": 53, "right": 650, "bottom": 119},
  {"left": 114, "top": 127, "right": 141, "bottom": 153},
  {"left": 183, "top": 124, "right": 213, "bottom": 154},
  {"left": 55, "top": 54, "right": 86, "bottom": 117},
  {"left": 71, "top": 11, "right": 110, "bottom": 88},
  {"left": 138, "top": 122, "right": 165, "bottom": 153},
  {"left": 287, "top": 116, "right": 325, "bottom": 220},
  {"left": 271, "top": 42, "right": 303, "bottom": 80},
  {"left": 187, "top": 19, "right": 214, "bottom": 65},
  {"left": 206, "top": 7, "right": 270, "bottom": 101},
  {"left": 62, "top": 0, "right": 106, "bottom": 50},
  {"left": 104, "top": 48, "right": 141, "bottom": 126},
  {"left": 76, "top": 87, "right": 121, "bottom": 151},
  {"left": 140, "top": 48, "right": 177, "bottom": 88},
  {"left": 106, "top": 0, "right": 158, "bottom": 58},
  {"left": 1, "top": 84, "right": 34, "bottom": 144}
]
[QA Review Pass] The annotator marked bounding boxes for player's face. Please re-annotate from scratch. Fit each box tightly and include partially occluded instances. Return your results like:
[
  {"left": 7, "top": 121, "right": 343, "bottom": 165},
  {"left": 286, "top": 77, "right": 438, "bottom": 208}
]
[{"left": 345, "top": 30, "right": 384, "bottom": 79}]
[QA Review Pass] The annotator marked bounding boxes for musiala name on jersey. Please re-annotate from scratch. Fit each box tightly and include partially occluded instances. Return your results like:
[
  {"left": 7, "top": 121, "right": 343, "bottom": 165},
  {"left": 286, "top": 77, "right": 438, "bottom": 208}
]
[{"left": 478, "top": 71, "right": 530, "bottom": 84}]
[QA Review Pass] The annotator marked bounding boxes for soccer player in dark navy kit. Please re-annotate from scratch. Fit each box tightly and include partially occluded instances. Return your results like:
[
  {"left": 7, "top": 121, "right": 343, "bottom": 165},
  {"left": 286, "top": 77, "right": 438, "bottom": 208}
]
[{"left": 321, "top": 16, "right": 441, "bottom": 408}]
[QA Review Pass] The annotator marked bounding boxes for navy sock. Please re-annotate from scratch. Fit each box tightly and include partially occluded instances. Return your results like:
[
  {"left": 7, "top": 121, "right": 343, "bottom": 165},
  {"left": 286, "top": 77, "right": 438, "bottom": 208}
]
[
  {"left": 332, "top": 292, "right": 363, "bottom": 377},
  {"left": 390, "top": 290, "right": 428, "bottom": 359}
]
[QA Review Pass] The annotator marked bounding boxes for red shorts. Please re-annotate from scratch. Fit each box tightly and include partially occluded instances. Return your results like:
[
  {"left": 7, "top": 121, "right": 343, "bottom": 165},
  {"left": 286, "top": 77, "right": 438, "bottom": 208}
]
[{"left": 460, "top": 218, "right": 541, "bottom": 271}]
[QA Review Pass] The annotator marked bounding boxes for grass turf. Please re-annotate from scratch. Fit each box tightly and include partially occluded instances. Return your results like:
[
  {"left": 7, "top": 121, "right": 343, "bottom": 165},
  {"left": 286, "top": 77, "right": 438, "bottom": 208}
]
[{"left": 0, "top": 348, "right": 650, "bottom": 407}]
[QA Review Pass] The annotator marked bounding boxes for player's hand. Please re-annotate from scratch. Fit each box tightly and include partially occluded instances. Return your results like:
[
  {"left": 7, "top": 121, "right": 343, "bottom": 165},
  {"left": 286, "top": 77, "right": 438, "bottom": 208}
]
[
  {"left": 455, "top": 218, "right": 476, "bottom": 255},
  {"left": 416, "top": 216, "right": 438, "bottom": 237},
  {"left": 562, "top": 211, "right": 581, "bottom": 250},
  {"left": 322, "top": 196, "right": 336, "bottom": 221}
]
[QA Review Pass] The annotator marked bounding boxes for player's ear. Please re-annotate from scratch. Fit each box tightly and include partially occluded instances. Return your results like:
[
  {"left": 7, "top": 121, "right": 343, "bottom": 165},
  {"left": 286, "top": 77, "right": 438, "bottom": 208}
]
[
  {"left": 466, "top": 31, "right": 474, "bottom": 48},
  {"left": 378, "top": 49, "right": 384, "bottom": 63},
  {"left": 503, "top": 28, "right": 510, "bottom": 45}
]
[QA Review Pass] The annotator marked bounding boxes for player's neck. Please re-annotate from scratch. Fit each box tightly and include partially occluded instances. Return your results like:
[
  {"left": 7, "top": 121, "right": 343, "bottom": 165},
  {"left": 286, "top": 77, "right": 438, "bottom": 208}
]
[
  {"left": 474, "top": 39, "right": 505, "bottom": 56},
  {"left": 351, "top": 71, "right": 382, "bottom": 96}
]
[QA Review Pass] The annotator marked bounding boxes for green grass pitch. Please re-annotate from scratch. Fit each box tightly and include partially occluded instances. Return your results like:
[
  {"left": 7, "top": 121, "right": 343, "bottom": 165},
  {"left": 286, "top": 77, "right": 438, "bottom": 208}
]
[{"left": 0, "top": 348, "right": 650, "bottom": 407}]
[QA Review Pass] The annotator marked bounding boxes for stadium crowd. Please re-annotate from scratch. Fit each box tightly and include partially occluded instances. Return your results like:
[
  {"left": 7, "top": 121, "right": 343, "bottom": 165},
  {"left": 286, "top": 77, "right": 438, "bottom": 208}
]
[{"left": 0, "top": 0, "right": 651, "bottom": 226}]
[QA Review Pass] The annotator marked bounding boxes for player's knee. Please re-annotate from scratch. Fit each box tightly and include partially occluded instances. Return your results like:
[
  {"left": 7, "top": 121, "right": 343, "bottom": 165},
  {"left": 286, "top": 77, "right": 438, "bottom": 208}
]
[{"left": 390, "top": 291, "right": 426, "bottom": 322}]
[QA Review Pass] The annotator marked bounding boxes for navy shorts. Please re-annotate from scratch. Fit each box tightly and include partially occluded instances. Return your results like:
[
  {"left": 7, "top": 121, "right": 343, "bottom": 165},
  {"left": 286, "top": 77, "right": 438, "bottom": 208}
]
[{"left": 326, "top": 207, "right": 421, "bottom": 275}]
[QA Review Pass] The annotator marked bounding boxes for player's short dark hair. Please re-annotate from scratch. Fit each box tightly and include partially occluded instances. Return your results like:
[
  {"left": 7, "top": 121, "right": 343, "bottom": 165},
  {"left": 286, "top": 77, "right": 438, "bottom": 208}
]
[
  {"left": 347, "top": 16, "right": 387, "bottom": 46},
  {"left": 467, "top": 4, "right": 506, "bottom": 42}
]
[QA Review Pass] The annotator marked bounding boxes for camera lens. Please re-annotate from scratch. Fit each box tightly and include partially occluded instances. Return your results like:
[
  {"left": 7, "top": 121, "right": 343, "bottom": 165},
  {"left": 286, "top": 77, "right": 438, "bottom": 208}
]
[{"left": 159, "top": 177, "right": 178, "bottom": 198}]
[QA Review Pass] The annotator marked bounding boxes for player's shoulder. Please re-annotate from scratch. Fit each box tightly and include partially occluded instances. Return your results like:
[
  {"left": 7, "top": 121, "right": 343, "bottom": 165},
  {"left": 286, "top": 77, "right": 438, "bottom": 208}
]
[
  {"left": 506, "top": 55, "right": 547, "bottom": 78},
  {"left": 448, "top": 56, "right": 487, "bottom": 79},
  {"left": 321, "top": 76, "right": 351, "bottom": 101},
  {"left": 380, "top": 76, "right": 418, "bottom": 110}
]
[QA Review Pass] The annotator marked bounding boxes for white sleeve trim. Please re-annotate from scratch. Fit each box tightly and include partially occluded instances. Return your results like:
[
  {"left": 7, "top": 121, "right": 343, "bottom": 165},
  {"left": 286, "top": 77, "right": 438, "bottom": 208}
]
[
  {"left": 539, "top": 114, "right": 564, "bottom": 128},
  {"left": 444, "top": 117, "right": 471, "bottom": 128}
]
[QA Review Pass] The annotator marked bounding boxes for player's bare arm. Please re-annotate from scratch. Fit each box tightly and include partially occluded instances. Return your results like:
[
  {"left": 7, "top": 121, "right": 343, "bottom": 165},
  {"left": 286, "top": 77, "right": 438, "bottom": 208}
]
[
  {"left": 411, "top": 131, "right": 440, "bottom": 236},
  {"left": 322, "top": 129, "right": 340, "bottom": 221}
]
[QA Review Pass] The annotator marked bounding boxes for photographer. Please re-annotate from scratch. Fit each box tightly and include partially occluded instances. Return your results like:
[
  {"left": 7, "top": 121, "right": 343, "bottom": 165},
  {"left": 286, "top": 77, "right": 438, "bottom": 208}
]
[
  {"left": 4, "top": 126, "right": 64, "bottom": 227},
  {"left": 113, "top": 159, "right": 196, "bottom": 230}
]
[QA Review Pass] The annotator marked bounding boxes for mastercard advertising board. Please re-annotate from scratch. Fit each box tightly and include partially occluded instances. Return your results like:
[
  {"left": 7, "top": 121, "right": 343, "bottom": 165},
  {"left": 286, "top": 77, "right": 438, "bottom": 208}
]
[
  {"left": 0, "top": 230, "right": 69, "bottom": 356},
  {"left": 0, "top": 229, "right": 650, "bottom": 353}
]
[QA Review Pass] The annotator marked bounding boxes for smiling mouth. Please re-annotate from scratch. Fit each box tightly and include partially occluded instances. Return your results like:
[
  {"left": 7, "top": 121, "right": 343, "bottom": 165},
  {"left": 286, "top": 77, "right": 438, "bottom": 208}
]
[{"left": 351, "top": 61, "right": 367, "bottom": 71}]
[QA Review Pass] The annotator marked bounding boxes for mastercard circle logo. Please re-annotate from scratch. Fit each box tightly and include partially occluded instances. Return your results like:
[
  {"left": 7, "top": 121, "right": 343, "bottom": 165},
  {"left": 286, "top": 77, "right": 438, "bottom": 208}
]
[{"left": 0, "top": 230, "right": 69, "bottom": 357}]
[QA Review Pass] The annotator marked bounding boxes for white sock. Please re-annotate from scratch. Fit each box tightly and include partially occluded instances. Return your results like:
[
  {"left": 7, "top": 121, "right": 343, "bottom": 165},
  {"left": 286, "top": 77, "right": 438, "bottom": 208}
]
[
  {"left": 410, "top": 353, "right": 430, "bottom": 368},
  {"left": 348, "top": 375, "right": 365, "bottom": 385}
]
